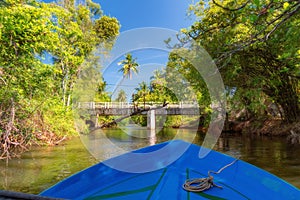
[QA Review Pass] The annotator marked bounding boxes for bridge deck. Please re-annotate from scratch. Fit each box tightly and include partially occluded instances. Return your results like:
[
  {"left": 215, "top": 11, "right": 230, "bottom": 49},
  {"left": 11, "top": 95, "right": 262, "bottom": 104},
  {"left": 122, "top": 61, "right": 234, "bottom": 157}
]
[{"left": 77, "top": 102, "right": 200, "bottom": 115}]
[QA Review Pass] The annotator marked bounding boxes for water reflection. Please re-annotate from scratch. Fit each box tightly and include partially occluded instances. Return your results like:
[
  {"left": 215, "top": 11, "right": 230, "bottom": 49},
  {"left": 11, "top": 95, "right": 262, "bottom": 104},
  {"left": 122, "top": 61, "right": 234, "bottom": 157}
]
[
  {"left": 0, "top": 128, "right": 300, "bottom": 194},
  {"left": 149, "top": 129, "right": 156, "bottom": 146},
  {"left": 0, "top": 137, "right": 97, "bottom": 194}
]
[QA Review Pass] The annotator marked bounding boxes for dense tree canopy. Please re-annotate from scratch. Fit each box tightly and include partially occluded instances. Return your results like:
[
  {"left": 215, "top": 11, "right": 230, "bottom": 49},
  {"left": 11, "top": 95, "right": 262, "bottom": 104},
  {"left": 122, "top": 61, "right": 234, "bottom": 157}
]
[
  {"left": 178, "top": 0, "right": 299, "bottom": 123},
  {"left": 0, "top": 0, "right": 120, "bottom": 159}
]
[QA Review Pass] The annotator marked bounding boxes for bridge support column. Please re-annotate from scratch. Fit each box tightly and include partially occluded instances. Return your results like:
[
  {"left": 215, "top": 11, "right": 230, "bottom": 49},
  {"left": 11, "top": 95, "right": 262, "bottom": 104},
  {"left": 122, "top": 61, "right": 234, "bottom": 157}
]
[
  {"left": 95, "top": 114, "right": 99, "bottom": 128},
  {"left": 87, "top": 114, "right": 99, "bottom": 129},
  {"left": 147, "top": 110, "right": 155, "bottom": 130}
]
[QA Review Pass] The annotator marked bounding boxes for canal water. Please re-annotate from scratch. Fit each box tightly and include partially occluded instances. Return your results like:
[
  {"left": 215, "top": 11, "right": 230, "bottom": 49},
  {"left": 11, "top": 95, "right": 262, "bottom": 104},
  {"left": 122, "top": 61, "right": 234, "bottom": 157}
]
[{"left": 1, "top": 127, "right": 300, "bottom": 194}]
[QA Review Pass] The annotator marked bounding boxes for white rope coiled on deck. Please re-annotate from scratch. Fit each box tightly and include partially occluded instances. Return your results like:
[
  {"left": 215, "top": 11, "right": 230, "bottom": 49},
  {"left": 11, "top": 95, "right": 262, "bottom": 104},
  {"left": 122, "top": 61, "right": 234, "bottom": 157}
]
[{"left": 183, "top": 157, "right": 239, "bottom": 192}]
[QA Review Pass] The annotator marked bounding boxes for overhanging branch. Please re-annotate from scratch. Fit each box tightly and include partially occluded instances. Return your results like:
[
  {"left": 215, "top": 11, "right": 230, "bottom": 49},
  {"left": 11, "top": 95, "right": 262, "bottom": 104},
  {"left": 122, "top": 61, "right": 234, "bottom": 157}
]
[{"left": 212, "top": 0, "right": 250, "bottom": 11}]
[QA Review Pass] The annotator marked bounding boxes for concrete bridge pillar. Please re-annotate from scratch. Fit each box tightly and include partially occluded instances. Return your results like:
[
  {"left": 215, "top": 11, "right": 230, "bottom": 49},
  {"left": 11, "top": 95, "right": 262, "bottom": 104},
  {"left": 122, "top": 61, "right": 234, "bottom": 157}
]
[
  {"left": 87, "top": 114, "right": 99, "bottom": 129},
  {"left": 147, "top": 110, "right": 155, "bottom": 130},
  {"left": 95, "top": 114, "right": 99, "bottom": 128}
]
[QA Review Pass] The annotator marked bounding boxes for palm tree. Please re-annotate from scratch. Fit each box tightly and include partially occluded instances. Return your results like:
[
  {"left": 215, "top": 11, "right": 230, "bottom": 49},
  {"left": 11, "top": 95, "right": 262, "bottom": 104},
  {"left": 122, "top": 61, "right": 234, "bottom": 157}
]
[
  {"left": 118, "top": 53, "right": 139, "bottom": 79},
  {"left": 150, "top": 69, "right": 167, "bottom": 102},
  {"left": 150, "top": 69, "right": 165, "bottom": 89},
  {"left": 115, "top": 89, "right": 127, "bottom": 102},
  {"left": 135, "top": 81, "right": 150, "bottom": 109}
]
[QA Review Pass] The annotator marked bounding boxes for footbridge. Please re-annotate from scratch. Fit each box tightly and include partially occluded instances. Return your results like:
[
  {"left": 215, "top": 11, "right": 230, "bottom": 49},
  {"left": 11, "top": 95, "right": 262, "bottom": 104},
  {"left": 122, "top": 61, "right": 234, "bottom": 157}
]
[{"left": 77, "top": 102, "right": 201, "bottom": 129}]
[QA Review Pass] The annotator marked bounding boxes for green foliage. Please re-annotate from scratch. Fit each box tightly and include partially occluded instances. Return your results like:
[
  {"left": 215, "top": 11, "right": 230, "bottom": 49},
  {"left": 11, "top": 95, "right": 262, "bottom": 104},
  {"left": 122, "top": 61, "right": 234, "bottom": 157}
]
[
  {"left": 149, "top": 69, "right": 176, "bottom": 103},
  {"left": 228, "top": 88, "right": 267, "bottom": 119},
  {"left": 134, "top": 81, "right": 150, "bottom": 108},
  {"left": 115, "top": 89, "right": 127, "bottom": 102},
  {"left": 131, "top": 115, "right": 147, "bottom": 127},
  {"left": 0, "top": 0, "right": 120, "bottom": 158},
  {"left": 166, "top": 52, "right": 210, "bottom": 107},
  {"left": 95, "top": 16, "right": 120, "bottom": 41},
  {"left": 42, "top": 98, "right": 78, "bottom": 137},
  {"left": 163, "top": 116, "right": 182, "bottom": 128},
  {"left": 184, "top": 0, "right": 300, "bottom": 123}
]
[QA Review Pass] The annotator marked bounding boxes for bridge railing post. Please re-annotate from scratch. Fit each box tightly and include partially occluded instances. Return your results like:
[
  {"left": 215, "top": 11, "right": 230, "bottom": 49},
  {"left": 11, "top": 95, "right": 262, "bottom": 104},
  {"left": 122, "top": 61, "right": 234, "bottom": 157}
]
[{"left": 90, "top": 102, "right": 95, "bottom": 109}]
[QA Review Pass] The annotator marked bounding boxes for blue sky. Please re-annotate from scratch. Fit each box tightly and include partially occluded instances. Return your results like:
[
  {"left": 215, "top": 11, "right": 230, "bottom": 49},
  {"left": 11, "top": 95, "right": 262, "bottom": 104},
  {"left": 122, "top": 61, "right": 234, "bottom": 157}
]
[
  {"left": 97, "top": 0, "right": 195, "bottom": 100},
  {"left": 98, "top": 0, "right": 194, "bottom": 31}
]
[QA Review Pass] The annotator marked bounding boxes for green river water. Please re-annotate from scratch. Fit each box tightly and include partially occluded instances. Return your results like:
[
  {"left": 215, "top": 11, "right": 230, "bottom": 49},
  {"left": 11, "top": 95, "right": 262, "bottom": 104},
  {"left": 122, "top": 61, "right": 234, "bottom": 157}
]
[{"left": 1, "top": 127, "right": 300, "bottom": 194}]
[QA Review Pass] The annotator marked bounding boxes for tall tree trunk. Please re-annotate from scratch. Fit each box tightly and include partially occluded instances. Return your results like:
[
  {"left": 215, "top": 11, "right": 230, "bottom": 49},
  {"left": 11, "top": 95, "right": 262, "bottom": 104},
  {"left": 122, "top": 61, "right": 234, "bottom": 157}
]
[
  {"left": 66, "top": 82, "right": 74, "bottom": 107},
  {"left": 61, "top": 60, "right": 68, "bottom": 106},
  {"left": 276, "top": 79, "right": 299, "bottom": 123},
  {"left": 264, "top": 75, "right": 299, "bottom": 123}
]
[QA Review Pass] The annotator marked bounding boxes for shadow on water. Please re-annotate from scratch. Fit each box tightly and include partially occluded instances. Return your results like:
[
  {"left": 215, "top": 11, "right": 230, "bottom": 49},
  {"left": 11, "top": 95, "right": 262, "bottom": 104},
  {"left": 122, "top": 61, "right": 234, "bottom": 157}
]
[{"left": 1, "top": 128, "right": 300, "bottom": 194}]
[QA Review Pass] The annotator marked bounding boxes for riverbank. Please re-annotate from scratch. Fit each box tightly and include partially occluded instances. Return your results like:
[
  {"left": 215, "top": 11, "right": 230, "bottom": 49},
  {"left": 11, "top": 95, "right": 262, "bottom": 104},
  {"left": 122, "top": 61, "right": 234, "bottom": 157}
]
[
  {"left": 229, "top": 118, "right": 300, "bottom": 137},
  {"left": 182, "top": 116, "right": 300, "bottom": 139}
]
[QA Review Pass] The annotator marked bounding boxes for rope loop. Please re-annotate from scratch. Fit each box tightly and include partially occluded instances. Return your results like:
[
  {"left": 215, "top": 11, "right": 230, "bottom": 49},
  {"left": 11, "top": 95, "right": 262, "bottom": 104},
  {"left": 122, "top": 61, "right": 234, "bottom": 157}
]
[{"left": 183, "top": 157, "right": 239, "bottom": 192}]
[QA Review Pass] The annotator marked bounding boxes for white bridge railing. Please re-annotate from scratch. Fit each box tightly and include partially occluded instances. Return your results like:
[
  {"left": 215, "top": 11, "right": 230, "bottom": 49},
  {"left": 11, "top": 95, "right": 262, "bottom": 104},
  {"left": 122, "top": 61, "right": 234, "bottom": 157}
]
[{"left": 77, "top": 102, "right": 198, "bottom": 109}]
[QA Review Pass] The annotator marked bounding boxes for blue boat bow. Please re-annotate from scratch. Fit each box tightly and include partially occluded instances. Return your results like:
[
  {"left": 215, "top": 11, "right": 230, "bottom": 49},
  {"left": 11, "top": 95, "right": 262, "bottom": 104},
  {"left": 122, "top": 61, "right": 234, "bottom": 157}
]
[{"left": 40, "top": 140, "right": 300, "bottom": 200}]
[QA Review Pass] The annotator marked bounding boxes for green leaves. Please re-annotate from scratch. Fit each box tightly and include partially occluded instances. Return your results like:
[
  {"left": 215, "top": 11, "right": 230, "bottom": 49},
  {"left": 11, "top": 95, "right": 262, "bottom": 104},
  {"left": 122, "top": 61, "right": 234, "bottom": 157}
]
[
  {"left": 94, "top": 16, "right": 120, "bottom": 41},
  {"left": 0, "top": 4, "right": 55, "bottom": 59},
  {"left": 253, "top": 0, "right": 260, "bottom": 7},
  {"left": 184, "top": 0, "right": 300, "bottom": 122},
  {"left": 249, "top": 14, "right": 258, "bottom": 22},
  {"left": 0, "top": 0, "right": 121, "bottom": 157}
]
